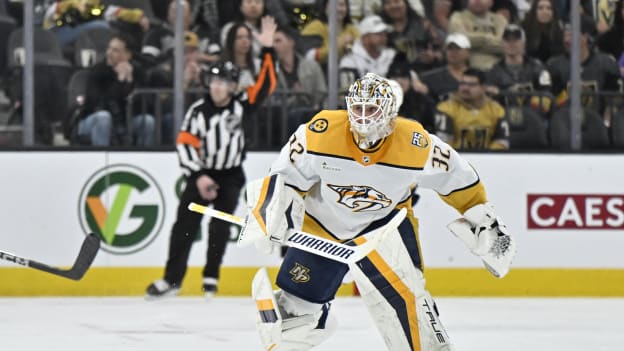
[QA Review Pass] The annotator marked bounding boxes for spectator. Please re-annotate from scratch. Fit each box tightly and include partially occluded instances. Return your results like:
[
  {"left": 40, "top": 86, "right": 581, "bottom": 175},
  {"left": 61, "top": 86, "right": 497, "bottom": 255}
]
[
  {"left": 547, "top": 16, "right": 622, "bottom": 124},
  {"left": 43, "top": 0, "right": 149, "bottom": 48},
  {"left": 273, "top": 25, "right": 327, "bottom": 133},
  {"left": 436, "top": 68, "right": 510, "bottom": 150},
  {"left": 485, "top": 24, "right": 552, "bottom": 115},
  {"left": 142, "top": 0, "right": 220, "bottom": 68},
  {"left": 146, "top": 31, "right": 205, "bottom": 145},
  {"left": 448, "top": 0, "right": 507, "bottom": 70},
  {"left": 387, "top": 59, "right": 436, "bottom": 132},
  {"left": 420, "top": 33, "right": 471, "bottom": 103},
  {"left": 73, "top": 33, "right": 155, "bottom": 146},
  {"left": 521, "top": 0, "right": 564, "bottom": 63},
  {"left": 300, "top": 0, "right": 359, "bottom": 67},
  {"left": 222, "top": 22, "right": 263, "bottom": 92},
  {"left": 379, "top": 0, "right": 442, "bottom": 73},
  {"left": 221, "top": 0, "right": 268, "bottom": 58},
  {"left": 145, "top": 16, "right": 277, "bottom": 300},
  {"left": 339, "top": 15, "right": 396, "bottom": 88},
  {"left": 596, "top": 0, "right": 624, "bottom": 61}
]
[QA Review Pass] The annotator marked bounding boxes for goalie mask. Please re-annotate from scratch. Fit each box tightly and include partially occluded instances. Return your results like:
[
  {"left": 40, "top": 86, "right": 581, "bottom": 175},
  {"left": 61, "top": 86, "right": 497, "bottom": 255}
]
[{"left": 346, "top": 73, "right": 397, "bottom": 148}]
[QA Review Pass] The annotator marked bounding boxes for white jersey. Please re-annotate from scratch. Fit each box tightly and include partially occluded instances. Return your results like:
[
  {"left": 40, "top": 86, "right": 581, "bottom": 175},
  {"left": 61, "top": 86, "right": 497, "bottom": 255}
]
[{"left": 269, "top": 110, "right": 488, "bottom": 241}]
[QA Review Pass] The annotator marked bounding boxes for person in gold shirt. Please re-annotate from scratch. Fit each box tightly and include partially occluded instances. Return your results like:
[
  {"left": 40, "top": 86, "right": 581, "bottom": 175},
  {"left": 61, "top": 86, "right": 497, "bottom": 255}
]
[{"left": 435, "top": 68, "right": 510, "bottom": 150}]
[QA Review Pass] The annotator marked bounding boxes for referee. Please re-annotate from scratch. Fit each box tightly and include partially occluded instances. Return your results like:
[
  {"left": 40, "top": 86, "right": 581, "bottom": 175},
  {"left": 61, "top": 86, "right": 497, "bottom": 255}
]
[{"left": 147, "top": 17, "right": 277, "bottom": 299}]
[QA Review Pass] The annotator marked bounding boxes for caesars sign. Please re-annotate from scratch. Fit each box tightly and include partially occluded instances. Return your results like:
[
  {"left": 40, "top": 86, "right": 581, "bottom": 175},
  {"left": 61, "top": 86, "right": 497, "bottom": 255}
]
[
  {"left": 527, "top": 194, "right": 624, "bottom": 229},
  {"left": 78, "top": 164, "right": 166, "bottom": 254}
]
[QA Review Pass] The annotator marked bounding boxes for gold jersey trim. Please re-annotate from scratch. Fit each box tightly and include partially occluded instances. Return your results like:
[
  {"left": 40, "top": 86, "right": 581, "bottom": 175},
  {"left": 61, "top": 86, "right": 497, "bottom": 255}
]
[{"left": 305, "top": 111, "right": 432, "bottom": 169}]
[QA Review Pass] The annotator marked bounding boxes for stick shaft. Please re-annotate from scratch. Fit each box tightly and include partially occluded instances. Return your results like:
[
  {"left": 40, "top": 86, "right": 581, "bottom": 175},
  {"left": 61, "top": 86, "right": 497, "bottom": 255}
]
[
  {"left": 187, "top": 202, "right": 406, "bottom": 265},
  {"left": 0, "top": 234, "right": 100, "bottom": 281}
]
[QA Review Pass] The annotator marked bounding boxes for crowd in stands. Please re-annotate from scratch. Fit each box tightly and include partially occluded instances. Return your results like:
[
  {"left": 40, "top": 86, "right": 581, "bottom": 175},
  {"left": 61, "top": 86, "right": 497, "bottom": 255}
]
[{"left": 0, "top": 0, "right": 623, "bottom": 150}]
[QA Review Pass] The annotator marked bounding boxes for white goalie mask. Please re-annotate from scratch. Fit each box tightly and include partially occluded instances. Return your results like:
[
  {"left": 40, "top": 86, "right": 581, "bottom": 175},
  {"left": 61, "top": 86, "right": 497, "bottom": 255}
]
[{"left": 345, "top": 73, "right": 397, "bottom": 148}]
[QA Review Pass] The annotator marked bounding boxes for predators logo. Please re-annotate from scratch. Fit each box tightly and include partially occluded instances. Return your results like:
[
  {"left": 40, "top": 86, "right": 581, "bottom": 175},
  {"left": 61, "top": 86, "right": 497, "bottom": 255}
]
[{"left": 328, "top": 184, "right": 392, "bottom": 212}]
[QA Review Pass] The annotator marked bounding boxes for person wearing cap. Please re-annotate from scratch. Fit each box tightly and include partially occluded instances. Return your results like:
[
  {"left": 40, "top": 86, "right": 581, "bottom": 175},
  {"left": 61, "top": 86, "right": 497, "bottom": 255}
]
[
  {"left": 546, "top": 15, "right": 622, "bottom": 122},
  {"left": 436, "top": 67, "right": 510, "bottom": 150},
  {"left": 485, "top": 24, "right": 553, "bottom": 115},
  {"left": 420, "top": 33, "right": 471, "bottom": 103},
  {"left": 448, "top": 0, "right": 507, "bottom": 70},
  {"left": 338, "top": 14, "right": 397, "bottom": 90}
]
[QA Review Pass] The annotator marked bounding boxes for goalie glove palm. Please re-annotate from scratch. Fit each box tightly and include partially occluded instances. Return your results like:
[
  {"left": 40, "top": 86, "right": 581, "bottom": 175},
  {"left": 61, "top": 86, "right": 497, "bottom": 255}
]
[{"left": 448, "top": 203, "right": 517, "bottom": 278}]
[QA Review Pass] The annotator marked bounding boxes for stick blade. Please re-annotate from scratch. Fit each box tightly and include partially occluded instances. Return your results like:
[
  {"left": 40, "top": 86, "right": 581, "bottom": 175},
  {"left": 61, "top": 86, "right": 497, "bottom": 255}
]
[
  {"left": 28, "top": 233, "right": 101, "bottom": 281},
  {"left": 66, "top": 233, "right": 101, "bottom": 280}
]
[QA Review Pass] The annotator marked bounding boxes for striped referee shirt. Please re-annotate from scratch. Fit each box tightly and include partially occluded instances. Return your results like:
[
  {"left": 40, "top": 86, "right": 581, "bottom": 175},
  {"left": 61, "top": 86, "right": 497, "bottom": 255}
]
[{"left": 176, "top": 48, "right": 276, "bottom": 176}]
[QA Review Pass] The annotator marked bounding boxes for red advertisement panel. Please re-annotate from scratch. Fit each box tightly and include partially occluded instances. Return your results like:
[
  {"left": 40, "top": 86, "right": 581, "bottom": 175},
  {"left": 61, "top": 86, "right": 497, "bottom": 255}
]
[{"left": 527, "top": 194, "right": 624, "bottom": 229}]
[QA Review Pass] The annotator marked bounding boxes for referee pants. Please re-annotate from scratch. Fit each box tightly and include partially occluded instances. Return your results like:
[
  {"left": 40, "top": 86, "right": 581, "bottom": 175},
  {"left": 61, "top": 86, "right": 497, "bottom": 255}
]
[{"left": 163, "top": 167, "right": 245, "bottom": 287}]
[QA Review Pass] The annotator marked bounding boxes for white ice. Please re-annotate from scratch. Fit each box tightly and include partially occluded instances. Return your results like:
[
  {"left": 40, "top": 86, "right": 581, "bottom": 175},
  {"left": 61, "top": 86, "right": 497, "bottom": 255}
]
[{"left": 1, "top": 297, "right": 623, "bottom": 351}]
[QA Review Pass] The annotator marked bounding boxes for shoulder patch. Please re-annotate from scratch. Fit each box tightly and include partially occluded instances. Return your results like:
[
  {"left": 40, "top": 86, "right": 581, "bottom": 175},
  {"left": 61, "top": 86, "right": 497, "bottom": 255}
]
[
  {"left": 309, "top": 118, "right": 329, "bottom": 133},
  {"left": 411, "top": 131, "right": 429, "bottom": 148}
]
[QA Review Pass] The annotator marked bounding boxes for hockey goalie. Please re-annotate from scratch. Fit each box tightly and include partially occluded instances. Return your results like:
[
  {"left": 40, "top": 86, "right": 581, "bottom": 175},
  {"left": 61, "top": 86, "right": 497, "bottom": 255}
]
[{"left": 240, "top": 73, "right": 517, "bottom": 350}]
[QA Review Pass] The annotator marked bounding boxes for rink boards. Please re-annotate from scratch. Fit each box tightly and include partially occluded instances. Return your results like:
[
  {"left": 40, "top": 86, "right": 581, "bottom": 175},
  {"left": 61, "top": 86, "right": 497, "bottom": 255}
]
[{"left": 0, "top": 151, "right": 622, "bottom": 296}]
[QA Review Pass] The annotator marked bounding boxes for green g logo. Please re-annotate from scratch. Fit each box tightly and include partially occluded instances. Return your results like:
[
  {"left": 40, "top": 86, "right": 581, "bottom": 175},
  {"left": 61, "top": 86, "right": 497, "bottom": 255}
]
[{"left": 78, "top": 164, "right": 165, "bottom": 254}]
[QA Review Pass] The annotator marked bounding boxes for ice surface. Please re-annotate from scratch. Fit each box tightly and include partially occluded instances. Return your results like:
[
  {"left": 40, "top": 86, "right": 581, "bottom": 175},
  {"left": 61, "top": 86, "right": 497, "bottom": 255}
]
[{"left": 1, "top": 297, "right": 622, "bottom": 351}]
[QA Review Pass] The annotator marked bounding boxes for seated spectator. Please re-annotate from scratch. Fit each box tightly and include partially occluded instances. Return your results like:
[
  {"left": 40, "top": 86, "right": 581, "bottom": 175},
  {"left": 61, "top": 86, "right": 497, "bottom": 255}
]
[
  {"left": 301, "top": 0, "right": 359, "bottom": 68},
  {"left": 547, "top": 16, "right": 622, "bottom": 125},
  {"left": 436, "top": 68, "right": 510, "bottom": 150},
  {"left": 339, "top": 15, "right": 396, "bottom": 90},
  {"left": 387, "top": 59, "right": 436, "bottom": 132},
  {"left": 142, "top": 0, "right": 219, "bottom": 68},
  {"left": 71, "top": 33, "right": 155, "bottom": 146},
  {"left": 420, "top": 33, "right": 471, "bottom": 103},
  {"left": 521, "top": 0, "right": 564, "bottom": 63},
  {"left": 380, "top": 0, "right": 442, "bottom": 73},
  {"left": 485, "top": 24, "right": 552, "bottom": 115},
  {"left": 448, "top": 0, "right": 507, "bottom": 70},
  {"left": 272, "top": 25, "right": 327, "bottom": 134},
  {"left": 43, "top": 0, "right": 149, "bottom": 48}
]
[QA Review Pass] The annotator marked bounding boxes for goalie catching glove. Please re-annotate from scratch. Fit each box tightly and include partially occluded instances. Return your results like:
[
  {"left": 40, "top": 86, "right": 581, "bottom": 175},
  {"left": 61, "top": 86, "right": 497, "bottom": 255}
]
[
  {"left": 448, "top": 203, "right": 517, "bottom": 278},
  {"left": 239, "top": 174, "right": 305, "bottom": 254}
]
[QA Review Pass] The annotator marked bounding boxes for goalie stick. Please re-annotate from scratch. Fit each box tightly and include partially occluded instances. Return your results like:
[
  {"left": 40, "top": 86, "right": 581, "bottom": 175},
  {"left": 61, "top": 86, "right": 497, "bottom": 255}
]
[
  {"left": 0, "top": 233, "right": 101, "bottom": 281},
  {"left": 187, "top": 202, "right": 407, "bottom": 265}
]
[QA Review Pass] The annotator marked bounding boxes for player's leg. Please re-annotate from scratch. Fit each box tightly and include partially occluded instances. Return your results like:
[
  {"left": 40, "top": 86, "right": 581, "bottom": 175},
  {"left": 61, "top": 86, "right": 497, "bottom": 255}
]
[
  {"left": 352, "top": 210, "right": 454, "bottom": 351},
  {"left": 202, "top": 168, "right": 245, "bottom": 297},
  {"left": 253, "top": 247, "right": 347, "bottom": 350},
  {"left": 146, "top": 175, "right": 207, "bottom": 299}
]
